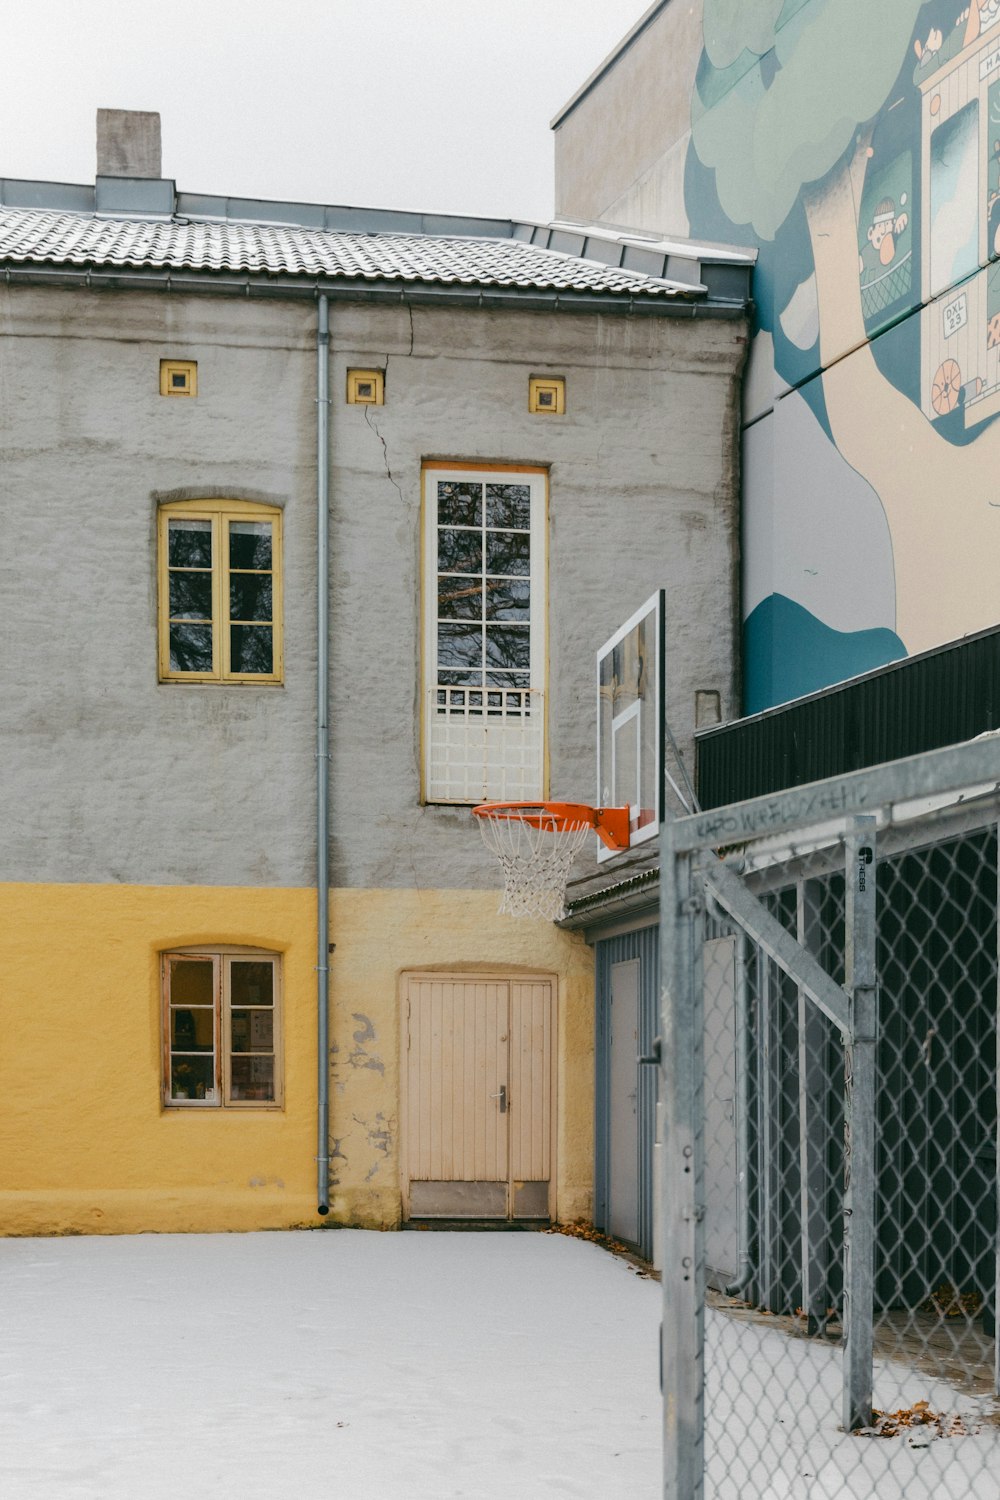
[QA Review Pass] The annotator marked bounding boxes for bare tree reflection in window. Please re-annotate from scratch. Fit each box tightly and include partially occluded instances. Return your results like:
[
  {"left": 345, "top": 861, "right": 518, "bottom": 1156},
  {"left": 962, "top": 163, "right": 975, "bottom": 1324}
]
[
  {"left": 168, "top": 519, "right": 212, "bottom": 567},
  {"left": 486, "top": 484, "right": 531, "bottom": 529},
  {"left": 485, "top": 532, "right": 530, "bottom": 575},
  {"left": 230, "top": 626, "right": 273, "bottom": 674},
  {"left": 485, "top": 625, "right": 530, "bottom": 670},
  {"left": 170, "top": 623, "right": 213, "bottom": 672},
  {"left": 438, "top": 621, "right": 483, "bottom": 670},
  {"left": 169, "top": 571, "right": 213, "bottom": 620},
  {"left": 230, "top": 575, "right": 273, "bottom": 622},
  {"left": 437, "top": 481, "right": 483, "bottom": 527},
  {"left": 484, "top": 579, "right": 529, "bottom": 622},
  {"left": 438, "top": 528, "right": 483, "bottom": 574},
  {"left": 229, "top": 521, "right": 272, "bottom": 570},
  {"left": 438, "top": 579, "right": 484, "bottom": 620}
]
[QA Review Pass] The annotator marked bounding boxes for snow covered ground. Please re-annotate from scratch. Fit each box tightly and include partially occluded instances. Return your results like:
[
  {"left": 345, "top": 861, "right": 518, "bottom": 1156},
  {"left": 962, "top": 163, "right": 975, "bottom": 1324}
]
[
  {"left": 0, "top": 1229, "right": 661, "bottom": 1499},
  {"left": 702, "top": 1307, "right": 1000, "bottom": 1500},
  {"left": 2, "top": 1227, "right": 998, "bottom": 1499}
]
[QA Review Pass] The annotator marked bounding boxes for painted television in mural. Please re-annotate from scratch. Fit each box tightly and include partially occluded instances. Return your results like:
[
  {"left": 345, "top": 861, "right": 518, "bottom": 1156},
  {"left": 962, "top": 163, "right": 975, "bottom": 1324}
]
[{"left": 916, "top": 21, "right": 1000, "bottom": 428}]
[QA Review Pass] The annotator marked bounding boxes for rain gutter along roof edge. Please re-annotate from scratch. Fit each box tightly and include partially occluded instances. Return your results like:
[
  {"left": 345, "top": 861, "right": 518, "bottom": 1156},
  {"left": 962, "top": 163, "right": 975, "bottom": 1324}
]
[
  {"left": 1, "top": 262, "right": 747, "bottom": 316},
  {"left": 558, "top": 867, "right": 661, "bottom": 932}
]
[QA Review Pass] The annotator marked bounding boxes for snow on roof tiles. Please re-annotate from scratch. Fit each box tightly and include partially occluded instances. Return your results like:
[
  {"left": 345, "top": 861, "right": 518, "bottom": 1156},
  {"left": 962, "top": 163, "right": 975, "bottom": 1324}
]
[{"left": 0, "top": 205, "right": 693, "bottom": 298}]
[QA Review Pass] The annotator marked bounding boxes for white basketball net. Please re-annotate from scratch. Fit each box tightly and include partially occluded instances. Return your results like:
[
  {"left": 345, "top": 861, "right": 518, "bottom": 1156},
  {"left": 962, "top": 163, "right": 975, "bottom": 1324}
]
[{"left": 476, "top": 808, "right": 592, "bottom": 921}]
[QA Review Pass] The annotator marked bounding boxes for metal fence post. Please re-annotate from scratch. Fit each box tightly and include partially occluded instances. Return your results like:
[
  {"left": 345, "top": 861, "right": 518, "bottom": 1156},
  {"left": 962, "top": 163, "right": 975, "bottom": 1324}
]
[
  {"left": 798, "top": 879, "right": 832, "bottom": 1335},
  {"left": 843, "top": 816, "right": 878, "bottom": 1431},
  {"left": 660, "top": 820, "right": 705, "bottom": 1500},
  {"left": 756, "top": 947, "right": 777, "bottom": 1312},
  {"left": 995, "top": 818, "right": 1000, "bottom": 1401}
]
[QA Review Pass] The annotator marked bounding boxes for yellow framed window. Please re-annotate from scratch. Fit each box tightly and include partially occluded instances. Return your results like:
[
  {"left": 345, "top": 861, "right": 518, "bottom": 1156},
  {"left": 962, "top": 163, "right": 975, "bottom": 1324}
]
[
  {"left": 157, "top": 499, "right": 283, "bottom": 683},
  {"left": 162, "top": 949, "right": 283, "bottom": 1108}
]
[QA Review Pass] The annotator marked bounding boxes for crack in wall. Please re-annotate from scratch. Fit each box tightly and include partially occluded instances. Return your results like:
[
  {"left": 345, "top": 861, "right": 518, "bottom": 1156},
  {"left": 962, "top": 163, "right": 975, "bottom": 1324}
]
[
  {"left": 363, "top": 403, "right": 404, "bottom": 504},
  {"left": 360, "top": 309, "right": 413, "bottom": 504}
]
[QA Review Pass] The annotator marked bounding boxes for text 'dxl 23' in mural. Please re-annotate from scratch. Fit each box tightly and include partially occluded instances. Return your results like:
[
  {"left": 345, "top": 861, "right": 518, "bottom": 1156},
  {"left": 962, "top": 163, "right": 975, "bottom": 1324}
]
[{"left": 686, "top": 0, "right": 1000, "bottom": 711}]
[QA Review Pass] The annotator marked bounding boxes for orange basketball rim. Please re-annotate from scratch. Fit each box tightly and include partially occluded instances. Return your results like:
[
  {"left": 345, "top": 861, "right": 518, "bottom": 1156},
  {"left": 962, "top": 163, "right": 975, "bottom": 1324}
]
[{"left": 472, "top": 801, "right": 630, "bottom": 851}]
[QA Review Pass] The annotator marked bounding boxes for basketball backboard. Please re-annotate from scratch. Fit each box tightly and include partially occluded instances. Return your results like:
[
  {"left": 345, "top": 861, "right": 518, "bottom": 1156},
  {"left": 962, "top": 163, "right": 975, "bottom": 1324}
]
[{"left": 596, "top": 591, "right": 664, "bottom": 862}]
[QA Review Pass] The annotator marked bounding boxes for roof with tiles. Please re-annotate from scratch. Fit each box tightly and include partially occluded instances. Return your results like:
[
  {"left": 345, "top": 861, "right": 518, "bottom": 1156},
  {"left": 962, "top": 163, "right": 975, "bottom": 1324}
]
[
  {"left": 559, "top": 842, "right": 660, "bottom": 929},
  {"left": 0, "top": 204, "right": 698, "bottom": 300}
]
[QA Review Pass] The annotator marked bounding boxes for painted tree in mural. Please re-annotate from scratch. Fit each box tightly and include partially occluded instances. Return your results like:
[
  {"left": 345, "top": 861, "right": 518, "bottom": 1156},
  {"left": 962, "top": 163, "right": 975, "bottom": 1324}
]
[{"left": 690, "top": 0, "right": 1000, "bottom": 657}]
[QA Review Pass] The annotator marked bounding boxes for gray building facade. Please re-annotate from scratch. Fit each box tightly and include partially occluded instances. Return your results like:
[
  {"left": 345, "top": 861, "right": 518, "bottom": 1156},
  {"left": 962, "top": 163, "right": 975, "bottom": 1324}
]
[{"left": 0, "top": 112, "right": 750, "bottom": 1237}]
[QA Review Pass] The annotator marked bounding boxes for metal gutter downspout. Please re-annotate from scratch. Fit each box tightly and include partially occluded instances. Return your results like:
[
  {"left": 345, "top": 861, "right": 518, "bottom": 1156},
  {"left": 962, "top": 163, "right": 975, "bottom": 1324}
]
[{"left": 316, "top": 294, "right": 331, "bottom": 1215}]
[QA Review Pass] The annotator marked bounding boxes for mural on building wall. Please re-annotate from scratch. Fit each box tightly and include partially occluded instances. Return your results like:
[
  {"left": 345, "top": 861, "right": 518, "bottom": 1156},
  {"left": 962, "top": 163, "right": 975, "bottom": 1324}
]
[{"left": 684, "top": 0, "right": 1000, "bottom": 710}]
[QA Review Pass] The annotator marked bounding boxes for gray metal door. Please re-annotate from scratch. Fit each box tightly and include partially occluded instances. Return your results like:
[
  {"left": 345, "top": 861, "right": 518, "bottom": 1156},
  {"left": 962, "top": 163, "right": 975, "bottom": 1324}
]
[{"left": 609, "top": 958, "right": 640, "bottom": 1243}]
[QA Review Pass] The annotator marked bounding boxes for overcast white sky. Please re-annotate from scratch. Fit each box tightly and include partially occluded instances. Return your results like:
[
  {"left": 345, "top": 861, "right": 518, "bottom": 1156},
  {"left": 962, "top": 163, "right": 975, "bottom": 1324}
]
[{"left": 4, "top": 1, "right": 652, "bottom": 222}]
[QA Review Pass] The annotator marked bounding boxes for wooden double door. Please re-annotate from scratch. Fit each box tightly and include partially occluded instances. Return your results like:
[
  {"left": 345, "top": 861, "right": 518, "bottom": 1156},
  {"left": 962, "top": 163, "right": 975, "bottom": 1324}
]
[{"left": 401, "top": 973, "right": 556, "bottom": 1221}]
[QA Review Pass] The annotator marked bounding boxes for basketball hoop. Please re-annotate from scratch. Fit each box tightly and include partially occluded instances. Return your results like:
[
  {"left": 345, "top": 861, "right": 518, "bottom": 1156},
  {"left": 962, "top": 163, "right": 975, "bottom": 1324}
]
[{"left": 473, "top": 802, "right": 630, "bottom": 921}]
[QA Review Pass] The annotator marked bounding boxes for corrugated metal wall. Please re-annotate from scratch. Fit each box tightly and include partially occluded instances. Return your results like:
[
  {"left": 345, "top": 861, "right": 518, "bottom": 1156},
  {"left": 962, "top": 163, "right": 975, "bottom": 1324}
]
[
  {"left": 697, "top": 624, "right": 1000, "bottom": 809},
  {"left": 594, "top": 924, "right": 659, "bottom": 1260}
]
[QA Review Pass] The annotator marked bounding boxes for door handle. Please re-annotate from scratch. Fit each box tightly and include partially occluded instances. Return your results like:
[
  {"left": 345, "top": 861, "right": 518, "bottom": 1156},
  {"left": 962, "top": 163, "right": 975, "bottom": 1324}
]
[{"left": 490, "top": 1085, "right": 508, "bottom": 1113}]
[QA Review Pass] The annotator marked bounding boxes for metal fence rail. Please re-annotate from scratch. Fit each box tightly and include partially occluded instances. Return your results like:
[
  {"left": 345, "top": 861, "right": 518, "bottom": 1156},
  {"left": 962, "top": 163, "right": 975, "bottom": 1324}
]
[{"left": 660, "top": 739, "right": 1000, "bottom": 1498}]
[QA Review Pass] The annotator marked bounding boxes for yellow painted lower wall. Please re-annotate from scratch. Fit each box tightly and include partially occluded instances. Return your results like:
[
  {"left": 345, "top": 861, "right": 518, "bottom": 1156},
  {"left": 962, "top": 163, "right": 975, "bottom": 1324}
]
[{"left": 0, "top": 883, "right": 594, "bottom": 1236}]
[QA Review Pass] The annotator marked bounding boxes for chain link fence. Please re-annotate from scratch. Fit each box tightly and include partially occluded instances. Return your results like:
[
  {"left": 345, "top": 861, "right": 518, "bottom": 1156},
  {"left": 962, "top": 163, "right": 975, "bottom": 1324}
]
[{"left": 660, "top": 739, "right": 1000, "bottom": 1499}]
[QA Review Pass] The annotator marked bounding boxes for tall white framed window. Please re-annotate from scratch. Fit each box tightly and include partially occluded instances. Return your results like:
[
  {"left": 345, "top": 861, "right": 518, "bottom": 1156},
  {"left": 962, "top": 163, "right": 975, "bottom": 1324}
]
[{"left": 422, "top": 464, "right": 547, "bottom": 804}]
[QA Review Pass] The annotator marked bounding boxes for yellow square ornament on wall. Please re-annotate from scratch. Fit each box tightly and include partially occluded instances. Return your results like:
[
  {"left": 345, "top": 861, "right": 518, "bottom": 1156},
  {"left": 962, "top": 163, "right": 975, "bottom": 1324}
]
[
  {"left": 529, "top": 376, "right": 565, "bottom": 414},
  {"left": 160, "top": 360, "right": 197, "bottom": 397},
  {"left": 347, "top": 369, "right": 385, "bottom": 405}
]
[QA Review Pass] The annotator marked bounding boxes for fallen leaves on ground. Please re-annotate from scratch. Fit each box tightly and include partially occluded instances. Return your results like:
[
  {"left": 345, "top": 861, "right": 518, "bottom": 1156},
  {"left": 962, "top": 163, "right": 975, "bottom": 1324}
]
[
  {"left": 546, "top": 1220, "right": 653, "bottom": 1275},
  {"left": 855, "top": 1400, "right": 976, "bottom": 1441},
  {"left": 922, "top": 1282, "right": 983, "bottom": 1319}
]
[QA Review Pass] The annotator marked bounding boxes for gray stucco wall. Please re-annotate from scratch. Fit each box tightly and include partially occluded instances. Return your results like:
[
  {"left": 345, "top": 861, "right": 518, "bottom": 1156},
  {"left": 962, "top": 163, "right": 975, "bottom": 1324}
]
[{"left": 0, "top": 284, "right": 744, "bottom": 889}]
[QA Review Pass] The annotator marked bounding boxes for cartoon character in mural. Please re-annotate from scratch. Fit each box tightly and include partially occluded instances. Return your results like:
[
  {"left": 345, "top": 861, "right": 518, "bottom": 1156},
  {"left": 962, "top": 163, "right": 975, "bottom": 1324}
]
[
  {"left": 862, "top": 199, "right": 909, "bottom": 272},
  {"left": 687, "top": 0, "right": 1000, "bottom": 708},
  {"left": 859, "top": 195, "right": 911, "bottom": 322}
]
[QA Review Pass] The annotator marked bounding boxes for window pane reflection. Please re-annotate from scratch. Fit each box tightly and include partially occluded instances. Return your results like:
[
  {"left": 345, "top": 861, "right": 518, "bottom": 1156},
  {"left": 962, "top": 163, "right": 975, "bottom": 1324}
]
[
  {"left": 230, "top": 626, "right": 273, "bottom": 674},
  {"left": 437, "top": 481, "right": 482, "bottom": 527},
  {"left": 438, "top": 529, "right": 482, "bottom": 574},
  {"left": 438, "top": 622, "right": 483, "bottom": 669},
  {"left": 484, "top": 579, "right": 529, "bottom": 622},
  {"left": 438, "top": 579, "right": 483, "bottom": 620},
  {"left": 486, "top": 484, "right": 530, "bottom": 529},
  {"left": 485, "top": 533, "right": 530, "bottom": 575},
  {"left": 229, "top": 522, "right": 272, "bottom": 570},
  {"left": 169, "top": 571, "right": 212, "bottom": 621},
  {"left": 485, "top": 625, "right": 530, "bottom": 669},
  {"left": 231, "top": 961, "right": 274, "bottom": 1007},
  {"left": 230, "top": 575, "right": 272, "bottom": 622},
  {"left": 169, "top": 960, "right": 214, "bottom": 1005},
  {"left": 170, "top": 623, "right": 213, "bottom": 672},
  {"left": 168, "top": 519, "right": 212, "bottom": 568}
]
